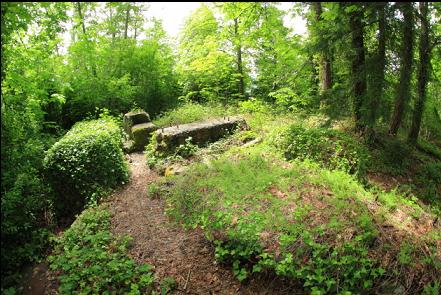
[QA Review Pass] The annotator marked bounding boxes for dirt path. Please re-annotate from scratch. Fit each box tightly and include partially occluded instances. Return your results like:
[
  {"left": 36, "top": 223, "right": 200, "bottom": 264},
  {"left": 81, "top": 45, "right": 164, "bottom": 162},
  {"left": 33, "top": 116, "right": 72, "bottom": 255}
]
[{"left": 108, "top": 152, "right": 301, "bottom": 295}]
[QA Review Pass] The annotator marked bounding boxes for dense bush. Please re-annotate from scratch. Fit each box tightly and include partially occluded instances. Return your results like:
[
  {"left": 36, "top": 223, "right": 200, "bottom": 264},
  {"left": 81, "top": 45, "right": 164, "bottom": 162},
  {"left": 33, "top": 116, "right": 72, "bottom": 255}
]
[
  {"left": 49, "top": 207, "right": 154, "bottom": 294},
  {"left": 1, "top": 169, "right": 54, "bottom": 289},
  {"left": 1, "top": 103, "right": 59, "bottom": 288},
  {"left": 44, "top": 117, "right": 128, "bottom": 215},
  {"left": 145, "top": 135, "right": 199, "bottom": 172},
  {"left": 273, "top": 125, "right": 369, "bottom": 178}
]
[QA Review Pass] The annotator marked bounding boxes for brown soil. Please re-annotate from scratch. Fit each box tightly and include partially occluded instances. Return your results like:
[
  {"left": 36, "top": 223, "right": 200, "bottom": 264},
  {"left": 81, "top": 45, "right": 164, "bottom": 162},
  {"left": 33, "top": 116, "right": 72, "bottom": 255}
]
[
  {"left": 21, "top": 263, "right": 49, "bottom": 295},
  {"left": 108, "top": 152, "right": 304, "bottom": 295}
]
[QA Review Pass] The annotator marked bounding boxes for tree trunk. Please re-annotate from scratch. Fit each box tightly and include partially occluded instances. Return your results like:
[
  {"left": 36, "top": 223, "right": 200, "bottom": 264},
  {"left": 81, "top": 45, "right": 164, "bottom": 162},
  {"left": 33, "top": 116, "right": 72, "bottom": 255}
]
[
  {"left": 389, "top": 2, "right": 414, "bottom": 135},
  {"left": 76, "top": 2, "right": 86, "bottom": 35},
  {"left": 234, "top": 17, "right": 245, "bottom": 98},
  {"left": 124, "top": 5, "right": 130, "bottom": 39},
  {"left": 309, "top": 54, "right": 319, "bottom": 97},
  {"left": 349, "top": 6, "right": 367, "bottom": 132},
  {"left": 367, "top": 2, "right": 387, "bottom": 131},
  {"left": 408, "top": 2, "right": 429, "bottom": 144},
  {"left": 109, "top": 6, "right": 115, "bottom": 40},
  {"left": 312, "top": 2, "right": 332, "bottom": 93}
]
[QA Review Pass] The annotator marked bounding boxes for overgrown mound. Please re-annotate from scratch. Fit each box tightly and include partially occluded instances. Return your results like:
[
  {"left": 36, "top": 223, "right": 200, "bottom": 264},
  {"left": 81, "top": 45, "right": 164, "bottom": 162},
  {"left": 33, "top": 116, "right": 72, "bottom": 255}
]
[
  {"left": 274, "top": 125, "right": 369, "bottom": 178},
  {"left": 153, "top": 102, "right": 235, "bottom": 127},
  {"left": 160, "top": 152, "right": 440, "bottom": 294},
  {"left": 44, "top": 118, "right": 128, "bottom": 215},
  {"left": 49, "top": 207, "right": 154, "bottom": 294}
]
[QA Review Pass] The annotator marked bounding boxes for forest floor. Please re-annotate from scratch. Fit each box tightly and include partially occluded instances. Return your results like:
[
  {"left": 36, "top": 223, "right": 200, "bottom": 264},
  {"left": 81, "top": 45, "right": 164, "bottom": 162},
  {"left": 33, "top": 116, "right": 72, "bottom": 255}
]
[
  {"left": 19, "top": 137, "right": 439, "bottom": 294},
  {"left": 21, "top": 152, "right": 302, "bottom": 295},
  {"left": 107, "top": 152, "right": 302, "bottom": 295}
]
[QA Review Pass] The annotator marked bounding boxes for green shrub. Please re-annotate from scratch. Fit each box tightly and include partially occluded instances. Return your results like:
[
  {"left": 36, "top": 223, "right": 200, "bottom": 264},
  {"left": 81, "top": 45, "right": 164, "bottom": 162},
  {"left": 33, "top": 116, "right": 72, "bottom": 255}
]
[
  {"left": 1, "top": 133, "right": 58, "bottom": 289},
  {"left": 145, "top": 135, "right": 199, "bottom": 170},
  {"left": 49, "top": 207, "right": 154, "bottom": 294},
  {"left": 268, "top": 87, "right": 309, "bottom": 111},
  {"left": 1, "top": 169, "right": 54, "bottom": 288},
  {"left": 238, "top": 98, "right": 275, "bottom": 114},
  {"left": 274, "top": 125, "right": 369, "bottom": 178},
  {"left": 44, "top": 118, "right": 129, "bottom": 215},
  {"left": 382, "top": 140, "right": 413, "bottom": 171}
]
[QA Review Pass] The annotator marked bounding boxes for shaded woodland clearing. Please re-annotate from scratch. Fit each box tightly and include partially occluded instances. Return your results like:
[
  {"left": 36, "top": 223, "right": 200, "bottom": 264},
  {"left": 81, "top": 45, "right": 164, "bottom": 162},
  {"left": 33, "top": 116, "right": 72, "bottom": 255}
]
[{"left": 2, "top": 2, "right": 441, "bottom": 294}]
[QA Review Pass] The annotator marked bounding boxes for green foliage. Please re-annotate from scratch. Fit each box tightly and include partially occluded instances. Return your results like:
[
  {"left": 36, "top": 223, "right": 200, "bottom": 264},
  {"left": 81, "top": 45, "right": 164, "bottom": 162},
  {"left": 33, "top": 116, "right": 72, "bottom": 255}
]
[
  {"left": 1, "top": 2, "right": 68, "bottom": 289},
  {"left": 274, "top": 125, "right": 369, "bottom": 178},
  {"left": 422, "top": 281, "right": 440, "bottom": 295},
  {"left": 367, "top": 135, "right": 434, "bottom": 178},
  {"left": 1, "top": 170, "right": 53, "bottom": 252},
  {"left": 177, "top": 4, "right": 239, "bottom": 103},
  {"left": 44, "top": 117, "right": 128, "bottom": 215},
  {"left": 2, "top": 1, "right": 441, "bottom": 292},
  {"left": 61, "top": 13, "right": 178, "bottom": 127},
  {"left": 175, "top": 137, "right": 199, "bottom": 159},
  {"left": 1, "top": 170, "right": 54, "bottom": 288},
  {"left": 49, "top": 207, "right": 154, "bottom": 294},
  {"left": 238, "top": 98, "right": 275, "bottom": 114},
  {"left": 145, "top": 135, "right": 198, "bottom": 169},
  {"left": 159, "top": 277, "right": 176, "bottom": 295},
  {"left": 381, "top": 140, "right": 413, "bottom": 171},
  {"left": 268, "top": 87, "right": 309, "bottom": 111}
]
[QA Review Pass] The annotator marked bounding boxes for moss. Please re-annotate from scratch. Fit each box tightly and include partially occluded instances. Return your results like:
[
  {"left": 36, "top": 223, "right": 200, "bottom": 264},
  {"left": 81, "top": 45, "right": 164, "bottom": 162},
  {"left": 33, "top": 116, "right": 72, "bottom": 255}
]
[
  {"left": 132, "top": 123, "right": 158, "bottom": 152},
  {"left": 123, "top": 111, "right": 151, "bottom": 137}
]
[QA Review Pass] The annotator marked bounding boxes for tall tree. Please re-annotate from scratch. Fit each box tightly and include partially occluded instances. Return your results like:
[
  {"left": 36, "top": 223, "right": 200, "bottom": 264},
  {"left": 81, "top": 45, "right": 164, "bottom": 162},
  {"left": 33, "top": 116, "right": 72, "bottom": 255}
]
[
  {"left": 408, "top": 2, "right": 430, "bottom": 143},
  {"left": 366, "top": 2, "right": 387, "bottom": 131},
  {"left": 123, "top": 2, "right": 130, "bottom": 39},
  {"left": 389, "top": 2, "right": 414, "bottom": 135},
  {"left": 177, "top": 4, "right": 237, "bottom": 103},
  {"left": 234, "top": 17, "right": 245, "bottom": 97},
  {"left": 76, "top": 2, "right": 87, "bottom": 35},
  {"left": 311, "top": 2, "right": 332, "bottom": 93},
  {"left": 218, "top": 2, "right": 263, "bottom": 100},
  {"left": 348, "top": 4, "right": 367, "bottom": 131}
]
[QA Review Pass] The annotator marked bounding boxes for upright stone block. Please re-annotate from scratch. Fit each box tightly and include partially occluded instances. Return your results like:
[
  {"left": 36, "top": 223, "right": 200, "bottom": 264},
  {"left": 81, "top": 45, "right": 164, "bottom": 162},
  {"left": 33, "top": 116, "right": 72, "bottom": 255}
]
[
  {"left": 131, "top": 122, "right": 158, "bottom": 152},
  {"left": 123, "top": 111, "right": 151, "bottom": 138}
]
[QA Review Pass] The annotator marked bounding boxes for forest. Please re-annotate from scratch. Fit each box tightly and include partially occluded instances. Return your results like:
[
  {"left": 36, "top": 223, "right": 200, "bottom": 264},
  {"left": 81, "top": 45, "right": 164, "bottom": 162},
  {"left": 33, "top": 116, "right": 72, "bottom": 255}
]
[{"left": 1, "top": 2, "right": 440, "bottom": 294}]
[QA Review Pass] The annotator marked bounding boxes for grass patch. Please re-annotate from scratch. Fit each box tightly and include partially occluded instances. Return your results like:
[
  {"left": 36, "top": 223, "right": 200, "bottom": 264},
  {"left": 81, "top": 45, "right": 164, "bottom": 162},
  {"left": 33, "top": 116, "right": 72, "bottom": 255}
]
[
  {"left": 160, "top": 150, "right": 440, "bottom": 294},
  {"left": 418, "top": 139, "right": 441, "bottom": 161},
  {"left": 153, "top": 102, "right": 238, "bottom": 127}
]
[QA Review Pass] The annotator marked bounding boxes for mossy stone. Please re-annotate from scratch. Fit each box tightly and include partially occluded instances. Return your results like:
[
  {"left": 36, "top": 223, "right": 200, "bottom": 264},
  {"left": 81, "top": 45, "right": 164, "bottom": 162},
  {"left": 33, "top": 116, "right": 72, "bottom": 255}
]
[
  {"left": 123, "top": 111, "right": 151, "bottom": 137},
  {"left": 132, "top": 123, "right": 158, "bottom": 152}
]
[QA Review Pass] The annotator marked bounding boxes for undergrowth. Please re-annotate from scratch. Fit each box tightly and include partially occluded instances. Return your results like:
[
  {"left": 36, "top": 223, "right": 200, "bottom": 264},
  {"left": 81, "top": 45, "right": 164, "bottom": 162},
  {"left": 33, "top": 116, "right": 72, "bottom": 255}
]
[
  {"left": 160, "top": 149, "right": 440, "bottom": 294},
  {"left": 49, "top": 206, "right": 155, "bottom": 295},
  {"left": 271, "top": 124, "right": 369, "bottom": 179}
]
